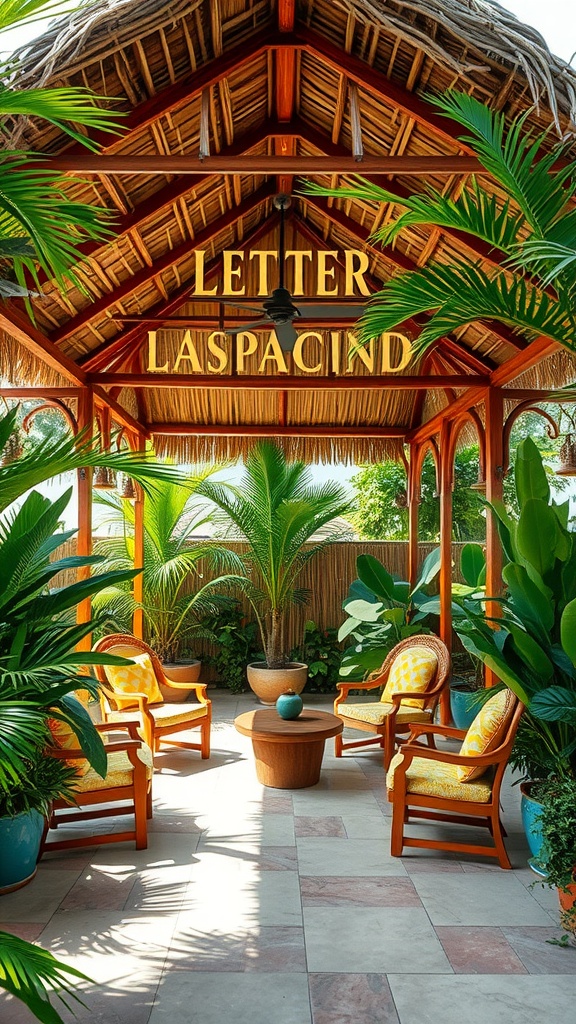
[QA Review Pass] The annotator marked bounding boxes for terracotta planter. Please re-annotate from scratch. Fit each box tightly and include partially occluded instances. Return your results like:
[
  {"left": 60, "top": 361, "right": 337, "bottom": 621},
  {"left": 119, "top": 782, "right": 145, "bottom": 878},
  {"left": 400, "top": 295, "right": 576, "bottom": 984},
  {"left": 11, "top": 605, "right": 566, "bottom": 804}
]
[
  {"left": 558, "top": 881, "right": 576, "bottom": 944},
  {"left": 160, "top": 659, "right": 201, "bottom": 702},
  {"left": 247, "top": 662, "right": 307, "bottom": 706}
]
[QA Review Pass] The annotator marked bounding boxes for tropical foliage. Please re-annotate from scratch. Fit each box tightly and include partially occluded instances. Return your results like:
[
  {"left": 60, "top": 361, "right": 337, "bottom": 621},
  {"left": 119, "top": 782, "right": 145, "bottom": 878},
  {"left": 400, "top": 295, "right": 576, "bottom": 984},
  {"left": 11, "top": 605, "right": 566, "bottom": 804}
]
[
  {"left": 338, "top": 549, "right": 440, "bottom": 680},
  {"left": 0, "top": 928, "right": 92, "bottom": 1024},
  {"left": 0, "top": 0, "right": 123, "bottom": 298},
  {"left": 454, "top": 438, "right": 576, "bottom": 781},
  {"left": 351, "top": 446, "right": 484, "bottom": 540},
  {"left": 92, "top": 475, "right": 242, "bottom": 664},
  {"left": 536, "top": 777, "right": 576, "bottom": 897},
  {"left": 196, "top": 441, "right": 353, "bottom": 668},
  {"left": 0, "top": 407, "right": 182, "bottom": 513},
  {"left": 302, "top": 91, "right": 576, "bottom": 357}
]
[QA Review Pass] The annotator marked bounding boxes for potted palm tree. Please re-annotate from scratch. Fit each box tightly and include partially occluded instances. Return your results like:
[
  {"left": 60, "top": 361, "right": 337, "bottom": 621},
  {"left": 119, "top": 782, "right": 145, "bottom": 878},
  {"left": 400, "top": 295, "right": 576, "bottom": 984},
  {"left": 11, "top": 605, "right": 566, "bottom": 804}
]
[
  {"left": 197, "top": 441, "right": 353, "bottom": 704},
  {"left": 92, "top": 473, "right": 242, "bottom": 698}
]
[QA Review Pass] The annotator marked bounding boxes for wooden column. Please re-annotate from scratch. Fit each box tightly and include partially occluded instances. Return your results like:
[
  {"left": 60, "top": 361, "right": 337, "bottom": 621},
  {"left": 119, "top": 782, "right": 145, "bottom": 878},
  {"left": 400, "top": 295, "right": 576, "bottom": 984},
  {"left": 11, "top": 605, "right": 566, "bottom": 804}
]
[
  {"left": 484, "top": 387, "right": 504, "bottom": 687},
  {"left": 438, "top": 420, "right": 454, "bottom": 723},
  {"left": 407, "top": 441, "right": 419, "bottom": 589},
  {"left": 131, "top": 431, "right": 146, "bottom": 639},
  {"left": 76, "top": 388, "right": 94, "bottom": 647}
]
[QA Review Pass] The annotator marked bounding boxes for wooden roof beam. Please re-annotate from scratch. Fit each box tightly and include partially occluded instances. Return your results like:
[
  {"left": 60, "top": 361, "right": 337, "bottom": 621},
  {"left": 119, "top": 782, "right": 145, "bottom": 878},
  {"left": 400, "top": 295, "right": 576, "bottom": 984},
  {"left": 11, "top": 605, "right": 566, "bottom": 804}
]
[
  {"left": 150, "top": 424, "right": 407, "bottom": 439},
  {"left": 275, "top": 0, "right": 297, "bottom": 195},
  {"left": 36, "top": 153, "right": 481, "bottom": 175},
  {"left": 51, "top": 183, "right": 276, "bottom": 346},
  {"left": 91, "top": 374, "right": 488, "bottom": 391}
]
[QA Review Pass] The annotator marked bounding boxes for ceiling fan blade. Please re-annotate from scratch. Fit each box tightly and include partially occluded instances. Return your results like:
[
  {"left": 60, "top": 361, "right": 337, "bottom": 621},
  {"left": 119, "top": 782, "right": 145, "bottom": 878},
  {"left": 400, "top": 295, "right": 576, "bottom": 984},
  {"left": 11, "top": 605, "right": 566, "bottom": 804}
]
[
  {"left": 302, "top": 304, "right": 367, "bottom": 318},
  {"left": 274, "top": 321, "right": 299, "bottom": 352},
  {"left": 185, "top": 298, "right": 265, "bottom": 315},
  {"left": 225, "top": 319, "right": 270, "bottom": 335}
]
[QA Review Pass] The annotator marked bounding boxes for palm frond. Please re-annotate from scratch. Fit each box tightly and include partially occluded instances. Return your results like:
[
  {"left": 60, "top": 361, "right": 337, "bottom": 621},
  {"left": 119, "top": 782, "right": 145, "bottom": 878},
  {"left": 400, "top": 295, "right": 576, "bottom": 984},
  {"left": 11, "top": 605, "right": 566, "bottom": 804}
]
[
  {"left": 0, "top": 87, "right": 123, "bottom": 149},
  {"left": 0, "top": 929, "right": 92, "bottom": 1024}
]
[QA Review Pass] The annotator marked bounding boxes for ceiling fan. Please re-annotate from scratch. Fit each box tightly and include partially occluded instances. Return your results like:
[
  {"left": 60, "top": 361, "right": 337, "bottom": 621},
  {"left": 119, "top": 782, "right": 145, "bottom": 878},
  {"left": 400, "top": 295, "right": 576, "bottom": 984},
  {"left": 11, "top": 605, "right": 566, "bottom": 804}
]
[{"left": 220, "top": 194, "right": 366, "bottom": 352}]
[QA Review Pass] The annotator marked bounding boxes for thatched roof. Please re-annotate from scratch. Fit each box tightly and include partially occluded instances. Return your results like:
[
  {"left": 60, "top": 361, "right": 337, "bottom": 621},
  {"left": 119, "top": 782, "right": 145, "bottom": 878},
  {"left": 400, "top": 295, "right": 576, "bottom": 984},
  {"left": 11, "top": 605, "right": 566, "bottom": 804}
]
[{"left": 2, "top": 0, "right": 576, "bottom": 463}]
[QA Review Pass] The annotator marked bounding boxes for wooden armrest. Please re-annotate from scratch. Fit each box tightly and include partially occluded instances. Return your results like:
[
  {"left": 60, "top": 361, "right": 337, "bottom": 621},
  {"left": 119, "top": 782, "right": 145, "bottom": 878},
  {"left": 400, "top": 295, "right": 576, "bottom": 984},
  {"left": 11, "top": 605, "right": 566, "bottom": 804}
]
[
  {"left": 336, "top": 677, "right": 384, "bottom": 698},
  {"left": 99, "top": 683, "right": 150, "bottom": 710},
  {"left": 96, "top": 720, "right": 142, "bottom": 741},
  {"left": 190, "top": 683, "right": 209, "bottom": 702},
  {"left": 407, "top": 722, "right": 467, "bottom": 740},
  {"left": 397, "top": 738, "right": 509, "bottom": 768}
]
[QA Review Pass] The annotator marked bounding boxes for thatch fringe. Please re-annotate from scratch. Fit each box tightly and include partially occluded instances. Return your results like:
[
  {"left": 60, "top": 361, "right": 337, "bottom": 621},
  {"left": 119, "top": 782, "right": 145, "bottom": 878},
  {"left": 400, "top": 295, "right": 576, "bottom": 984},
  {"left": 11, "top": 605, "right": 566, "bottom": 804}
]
[
  {"left": 0, "top": 332, "right": 70, "bottom": 388},
  {"left": 339, "top": 0, "right": 576, "bottom": 132},
  {"left": 505, "top": 348, "right": 576, "bottom": 391},
  {"left": 152, "top": 432, "right": 405, "bottom": 466}
]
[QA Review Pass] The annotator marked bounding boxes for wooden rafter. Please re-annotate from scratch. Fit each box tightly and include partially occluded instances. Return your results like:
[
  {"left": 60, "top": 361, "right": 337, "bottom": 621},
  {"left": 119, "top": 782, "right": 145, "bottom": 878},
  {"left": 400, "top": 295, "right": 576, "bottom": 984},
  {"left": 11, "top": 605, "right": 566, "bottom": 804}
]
[
  {"left": 149, "top": 424, "right": 406, "bottom": 438},
  {"left": 50, "top": 183, "right": 275, "bottom": 346},
  {"left": 78, "top": 211, "right": 282, "bottom": 372}
]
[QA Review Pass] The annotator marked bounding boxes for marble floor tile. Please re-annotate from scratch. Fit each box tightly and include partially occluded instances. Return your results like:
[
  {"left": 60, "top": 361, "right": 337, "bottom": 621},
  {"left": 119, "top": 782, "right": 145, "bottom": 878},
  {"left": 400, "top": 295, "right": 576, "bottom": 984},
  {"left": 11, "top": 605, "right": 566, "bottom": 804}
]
[
  {"left": 301, "top": 876, "right": 420, "bottom": 907},
  {"left": 339, "top": 811, "right": 391, "bottom": 839},
  {"left": 410, "top": 872, "right": 552, "bottom": 926},
  {"left": 0, "top": 869, "right": 80, "bottom": 923},
  {"left": 297, "top": 838, "right": 408, "bottom": 877},
  {"left": 165, "top": 923, "right": 306, "bottom": 972},
  {"left": 295, "top": 815, "right": 347, "bottom": 837},
  {"left": 502, "top": 925, "right": 576, "bottom": 974},
  {"left": 148, "top": 971, "right": 311, "bottom": 1023},
  {"left": 435, "top": 926, "right": 527, "bottom": 974},
  {"left": 309, "top": 973, "right": 400, "bottom": 1024},
  {"left": 303, "top": 906, "right": 452, "bottom": 973},
  {"left": 388, "top": 974, "right": 576, "bottom": 1024}
]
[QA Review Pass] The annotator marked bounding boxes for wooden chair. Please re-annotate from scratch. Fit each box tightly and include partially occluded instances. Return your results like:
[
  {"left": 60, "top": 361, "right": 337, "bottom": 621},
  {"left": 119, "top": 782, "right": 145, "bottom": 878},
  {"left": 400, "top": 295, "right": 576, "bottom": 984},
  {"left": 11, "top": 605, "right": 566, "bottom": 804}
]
[
  {"left": 43, "top": 721, "right": 153, "bottom": 852},
  {"left": 334, "top": 635, "right": 450, "bottom": 769},
  {"left": 386, "top": 692, "right": 524, "bottom": 869},
  {"left": 92, "top": 634, "right": 211, "bottom": 758}
]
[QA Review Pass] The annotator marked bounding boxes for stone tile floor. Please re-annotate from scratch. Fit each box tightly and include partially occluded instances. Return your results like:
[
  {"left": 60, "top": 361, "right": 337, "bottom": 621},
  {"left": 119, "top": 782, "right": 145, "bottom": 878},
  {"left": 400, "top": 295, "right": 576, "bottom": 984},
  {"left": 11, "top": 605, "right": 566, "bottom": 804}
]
[{"left": 1, "top": 693, "right": 575, "bottom": 1023}]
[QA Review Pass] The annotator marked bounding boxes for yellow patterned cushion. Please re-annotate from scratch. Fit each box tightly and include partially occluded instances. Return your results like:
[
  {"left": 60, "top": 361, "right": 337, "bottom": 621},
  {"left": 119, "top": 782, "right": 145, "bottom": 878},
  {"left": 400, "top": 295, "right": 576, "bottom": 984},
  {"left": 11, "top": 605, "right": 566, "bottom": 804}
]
[
  {"left": 72, "top": 743, "right": 153, "bottom": 794},
  {"left": 47, "top": 717, "right": 90, "bottom": 777},
  {"left": 457, "top": 689, "right": 515, "bottom": 782},
  {"left": 386, "top": 752, "right": 493, "bottom": 803},
  {"left": 381, "top": 646, "right": 438, "bottom": 709},
  {"left": 104, "top": 652, "right": 163, "bottom": 708},
  {"left": 340, "top": 702, "right": 433, "bottom": 726}
]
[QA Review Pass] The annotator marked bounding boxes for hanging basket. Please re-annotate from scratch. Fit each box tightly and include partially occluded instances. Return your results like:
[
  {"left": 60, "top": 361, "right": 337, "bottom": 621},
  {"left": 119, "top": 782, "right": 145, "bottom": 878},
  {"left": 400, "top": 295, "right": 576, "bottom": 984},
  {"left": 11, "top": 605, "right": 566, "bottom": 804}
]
[
  {"left": 93, "top": 466, "right": 117, "bottom": 490},
  {"left": 120, "top": 475, "right": 136, "bottom": 500},
  {"left": 394, "top": 488, "right": 408, "bottom": 508},
  {"left": 557, "top": 434, "right": 576, "bottom": 476},
  {"left": 1, "top": 430, "right": 24, "bottom": 466}
]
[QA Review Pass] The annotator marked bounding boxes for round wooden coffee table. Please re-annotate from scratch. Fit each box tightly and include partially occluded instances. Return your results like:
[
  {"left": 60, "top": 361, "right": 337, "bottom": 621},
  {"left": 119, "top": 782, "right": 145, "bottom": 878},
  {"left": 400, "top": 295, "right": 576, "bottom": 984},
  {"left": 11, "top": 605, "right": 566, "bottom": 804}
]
[{"left": 234, "top": 708, "right": 343, "bottom": 789}]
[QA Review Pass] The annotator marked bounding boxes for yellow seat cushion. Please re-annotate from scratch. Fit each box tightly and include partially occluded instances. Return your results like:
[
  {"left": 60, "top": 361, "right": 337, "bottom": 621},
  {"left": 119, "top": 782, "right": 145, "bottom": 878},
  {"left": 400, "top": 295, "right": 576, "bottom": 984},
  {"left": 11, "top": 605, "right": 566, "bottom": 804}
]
[
  {"left": 340, "top": 701, "right": 433, "bottom": 727},
  {"left": 104, "top": 652, "right": 164, "bottom": 708},
  {"left": 457, "top": 689, "right": 515, "bottom": 782},
  {"left": 386, "top": 752, "right": 493, "bottom": 803},
  {"left": 72, "top": 743, "right": 153, "bottom": 794},
  {"left": 381, "top": 646, "right": 438, "bottom": 709},
  {"left": 107, "top": 702, "right": 208, "bottom": 730}
]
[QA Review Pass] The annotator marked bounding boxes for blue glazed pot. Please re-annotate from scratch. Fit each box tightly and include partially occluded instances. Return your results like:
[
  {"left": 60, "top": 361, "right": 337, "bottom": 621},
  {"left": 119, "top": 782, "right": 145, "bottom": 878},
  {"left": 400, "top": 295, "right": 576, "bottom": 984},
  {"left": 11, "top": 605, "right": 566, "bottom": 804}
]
[
  {"left": 0, "top": 809, "right": 45, "bottom": 894},
  {"left": 520, "top": 782, "right": 546, "bottom": 863},
  {"left": 450, "top": 684, "right": 479, "bottom": 731},
  {"left": 276, "top": 689, "right": 303, "bottom": 720}
]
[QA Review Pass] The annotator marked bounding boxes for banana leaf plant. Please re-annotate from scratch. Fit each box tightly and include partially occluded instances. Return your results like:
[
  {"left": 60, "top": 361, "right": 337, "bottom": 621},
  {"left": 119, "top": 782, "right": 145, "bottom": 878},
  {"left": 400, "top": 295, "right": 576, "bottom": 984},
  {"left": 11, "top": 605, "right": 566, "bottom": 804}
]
[
  {"left": 454, "top": 437, "right": 576, "bottom": 780},
  {"left": 338, "top": 548, "right": 441, "bottom": 680}
]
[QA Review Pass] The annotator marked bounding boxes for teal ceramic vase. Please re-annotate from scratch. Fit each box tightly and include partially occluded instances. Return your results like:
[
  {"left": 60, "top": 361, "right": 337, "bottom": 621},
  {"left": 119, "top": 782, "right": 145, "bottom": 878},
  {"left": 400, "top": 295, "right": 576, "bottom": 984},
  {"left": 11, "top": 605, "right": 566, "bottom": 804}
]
[
  {"left": 276, "top": 689, "right": 303, "bottom": 720},
  {"left": 0, "top": 809, "right": 45, "bottom": 894}
]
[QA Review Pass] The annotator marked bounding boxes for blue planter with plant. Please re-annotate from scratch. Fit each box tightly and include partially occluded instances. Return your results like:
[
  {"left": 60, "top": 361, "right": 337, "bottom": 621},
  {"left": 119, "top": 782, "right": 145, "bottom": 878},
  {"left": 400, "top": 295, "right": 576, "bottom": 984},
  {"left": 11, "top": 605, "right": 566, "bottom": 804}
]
[{"left": 0, "top": 810, "right": 45, "bottom": 893}]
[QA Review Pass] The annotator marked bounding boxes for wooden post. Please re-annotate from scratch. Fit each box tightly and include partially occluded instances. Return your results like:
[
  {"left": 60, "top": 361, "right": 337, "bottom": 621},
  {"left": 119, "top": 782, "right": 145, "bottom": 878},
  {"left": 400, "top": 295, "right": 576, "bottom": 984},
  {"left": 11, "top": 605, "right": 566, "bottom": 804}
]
[
  {"left": 131, "top": 431, "right": 146, "bottom": 639},
  {"left": 438, "top": 420, "right": 453, "bottom": 723},
  {"left": 407, "top": 441, "right": 419, "bottom": 589},
  {"left": 484, "top": 387, "right": 504, "bottom": 687},
  {"left": 76, "top": 388, "right": 94, "bottom": 648}
]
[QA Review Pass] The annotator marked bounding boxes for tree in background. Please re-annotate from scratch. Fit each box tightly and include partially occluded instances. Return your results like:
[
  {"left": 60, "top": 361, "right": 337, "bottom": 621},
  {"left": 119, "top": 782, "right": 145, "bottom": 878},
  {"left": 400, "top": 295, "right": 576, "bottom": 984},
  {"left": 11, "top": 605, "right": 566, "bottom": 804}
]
[
  {"left": 352, "top": 416, "right": 570, "bottom": 542},
  {"left": 352, "top": 446, "right": 483, "bottom": 541}
]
